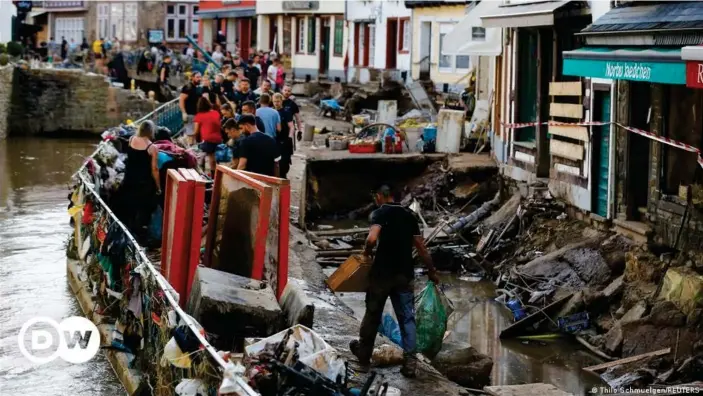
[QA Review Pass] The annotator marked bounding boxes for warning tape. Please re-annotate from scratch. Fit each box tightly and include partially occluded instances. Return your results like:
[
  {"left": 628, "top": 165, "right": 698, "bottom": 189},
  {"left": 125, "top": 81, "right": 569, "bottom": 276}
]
[{"left": 500, "top": 120, "right": 703, "bottom": 169}]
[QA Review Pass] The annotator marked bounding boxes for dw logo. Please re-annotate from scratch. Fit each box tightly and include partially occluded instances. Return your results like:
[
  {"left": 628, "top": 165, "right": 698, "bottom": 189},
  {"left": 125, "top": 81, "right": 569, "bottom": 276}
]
[{"left": 17, "top": 316, "right": 101, "bottom": 364}]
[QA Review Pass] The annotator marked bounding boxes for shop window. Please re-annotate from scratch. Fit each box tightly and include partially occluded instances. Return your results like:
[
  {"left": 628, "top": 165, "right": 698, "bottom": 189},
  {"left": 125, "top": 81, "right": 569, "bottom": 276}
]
[
  {"left": 296, "top": 17, "right": 305, "bottom": 53},
  {"left": 398, "top": 18, "right": 409, "bottom": 52},
  {"left": 333, "top": 19, "right": 343, "bottom": 56},
  {"left": 662, "top": 86, "right": 703, "bottom": 195},
  {"left": 307, "top": 17, "right": 316, "bottom": 54},
  {"left": 97, "top": 3, "right": 109, "bottom": 39}
]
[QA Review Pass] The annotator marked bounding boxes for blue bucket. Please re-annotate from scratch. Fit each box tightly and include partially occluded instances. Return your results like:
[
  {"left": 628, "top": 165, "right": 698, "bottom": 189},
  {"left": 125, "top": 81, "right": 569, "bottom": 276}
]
[{"left": 423, "top": 125, "right": 437, "bottom": 142}]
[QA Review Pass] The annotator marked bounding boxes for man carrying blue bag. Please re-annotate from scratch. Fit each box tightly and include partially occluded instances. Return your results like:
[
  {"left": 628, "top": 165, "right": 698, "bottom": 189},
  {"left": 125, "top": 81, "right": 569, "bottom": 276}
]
[{"left": 349, "top": 185, "right": 439, "bottom": 378}]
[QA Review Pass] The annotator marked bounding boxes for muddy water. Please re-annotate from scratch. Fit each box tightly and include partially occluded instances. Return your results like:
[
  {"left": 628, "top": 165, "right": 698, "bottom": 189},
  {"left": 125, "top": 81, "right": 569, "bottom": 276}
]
[
  {"left": 0, "top": 138, "right": 124, "bottom": 395},
  {"left": 331, "top": 271, "right": 604, "bottom": 395}
]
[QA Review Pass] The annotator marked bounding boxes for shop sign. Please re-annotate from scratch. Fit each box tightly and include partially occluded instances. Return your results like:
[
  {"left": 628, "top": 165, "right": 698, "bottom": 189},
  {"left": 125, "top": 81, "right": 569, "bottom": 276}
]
[
  {"left": 563, "top": 58, "right": 686, "bottom": 85},
  {"left": 282, "top": 1, "right": 319, "bottom": 11},
  {"left": 148, "top": 29, "right": 164, "bottom": 45},
  {"left": 686, "top": 61, "right": 703, "bottom": 89}
]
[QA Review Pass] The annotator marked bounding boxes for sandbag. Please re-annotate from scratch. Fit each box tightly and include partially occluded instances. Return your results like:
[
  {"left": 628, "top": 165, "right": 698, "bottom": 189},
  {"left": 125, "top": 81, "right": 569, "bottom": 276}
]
[{"left": 415, "top": 281, "right": 448, "bottom": 358}]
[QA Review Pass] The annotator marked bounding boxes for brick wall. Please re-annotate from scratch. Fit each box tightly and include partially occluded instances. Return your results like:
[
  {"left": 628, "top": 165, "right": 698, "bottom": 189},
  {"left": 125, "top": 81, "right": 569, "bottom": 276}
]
[
  {"left": 7, "top": 68, "right": 156, "bottom": 136},
  {"left": 652, "top": 198, "right": 703, "bottom": 250}
]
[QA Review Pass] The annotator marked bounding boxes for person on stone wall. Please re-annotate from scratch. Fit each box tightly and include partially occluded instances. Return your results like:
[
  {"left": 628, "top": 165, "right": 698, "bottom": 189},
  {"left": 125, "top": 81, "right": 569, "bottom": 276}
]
[{"left": 115, "top": 121, "right": 161, "bottom": 244}]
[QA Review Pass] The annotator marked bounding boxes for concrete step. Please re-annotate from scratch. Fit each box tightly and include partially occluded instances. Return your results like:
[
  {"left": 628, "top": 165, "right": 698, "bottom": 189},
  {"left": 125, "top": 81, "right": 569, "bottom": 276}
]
[{"left": 613, "top": 219, "right": 652, "bottom": 244}]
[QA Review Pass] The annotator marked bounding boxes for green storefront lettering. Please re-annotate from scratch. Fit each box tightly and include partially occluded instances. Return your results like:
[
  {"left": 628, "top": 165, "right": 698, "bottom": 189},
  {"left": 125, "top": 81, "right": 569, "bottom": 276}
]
[{"left": 564, "top": 58, "right": 685, "bottom": 85}]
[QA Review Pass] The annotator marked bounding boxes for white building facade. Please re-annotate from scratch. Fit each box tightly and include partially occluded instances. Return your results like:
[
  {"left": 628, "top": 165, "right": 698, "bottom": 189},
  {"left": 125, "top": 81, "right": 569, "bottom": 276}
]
[
  {"left": 0, "top": 2, "right": 16, "bottom": 44},
  {"left": 256, "top": 0, "right": 348, "bottom": 82},
  {"left": 346, "top": 0, "right": 412, "bottom": 84}
]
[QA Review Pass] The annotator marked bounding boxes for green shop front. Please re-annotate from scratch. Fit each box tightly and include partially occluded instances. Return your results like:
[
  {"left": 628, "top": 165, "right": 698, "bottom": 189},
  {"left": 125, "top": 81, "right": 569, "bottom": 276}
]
[{"left": 564, "top": 1, "right": 703, "bottom": 248}]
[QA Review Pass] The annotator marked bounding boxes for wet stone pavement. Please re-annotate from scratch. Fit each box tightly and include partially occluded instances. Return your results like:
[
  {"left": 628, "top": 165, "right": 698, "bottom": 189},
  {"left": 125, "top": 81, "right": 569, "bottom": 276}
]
[{"left": 0, "top": 138, "right": 124, "bottom": 395}]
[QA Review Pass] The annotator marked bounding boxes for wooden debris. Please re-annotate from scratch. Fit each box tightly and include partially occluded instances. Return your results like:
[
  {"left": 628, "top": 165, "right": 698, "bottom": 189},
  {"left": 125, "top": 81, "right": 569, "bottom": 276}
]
[{"left": 583, "top": 347, "right": 671, "bottom": 372}]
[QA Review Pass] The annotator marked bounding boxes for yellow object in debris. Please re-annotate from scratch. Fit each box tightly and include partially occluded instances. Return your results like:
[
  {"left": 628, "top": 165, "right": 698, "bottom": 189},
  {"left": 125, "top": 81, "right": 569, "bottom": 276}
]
[
  {"left": 130, "top": 79, "right": 135, "bottom": 91},
  {"left": 659, "top": 267, "right": 703, "bottom": 315},
  {"left": 68, "top": 205, "right": 84, "bottom": 217},
  {"left": 126, "top": 119, "right": 134, "bottom": 125}
]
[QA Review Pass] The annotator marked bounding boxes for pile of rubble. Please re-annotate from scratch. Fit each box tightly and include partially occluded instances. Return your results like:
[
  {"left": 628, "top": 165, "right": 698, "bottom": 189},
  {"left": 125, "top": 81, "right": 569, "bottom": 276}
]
[{"left": 451, "top": 182, "right": 703, "bottom": 392}]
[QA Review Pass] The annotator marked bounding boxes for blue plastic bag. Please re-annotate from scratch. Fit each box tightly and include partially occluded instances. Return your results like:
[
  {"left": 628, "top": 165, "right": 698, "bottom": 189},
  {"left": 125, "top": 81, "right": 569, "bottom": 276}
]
[
  {"left": 378, "top": 313, "right": 402, "bottom": 346},
  {"left": 215, "top": 144, "right": 232, "bottom": 163},
  {"left": 149, "top": 206, "right": 163, "bottom": 241}
]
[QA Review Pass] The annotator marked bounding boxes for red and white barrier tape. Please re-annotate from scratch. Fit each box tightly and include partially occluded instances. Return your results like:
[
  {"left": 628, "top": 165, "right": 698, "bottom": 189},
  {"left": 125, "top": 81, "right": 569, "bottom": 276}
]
[{"left": 500, "top": 120, "right": 703, "bottom": 168}]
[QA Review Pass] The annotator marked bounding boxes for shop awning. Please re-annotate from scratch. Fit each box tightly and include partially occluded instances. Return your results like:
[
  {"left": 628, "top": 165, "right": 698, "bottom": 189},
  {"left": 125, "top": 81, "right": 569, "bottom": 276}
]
[
  {"left": 443, "top": 0, "right": 502, "bottom": 56},
  {"left": 480, "top": 0, "right": 573, "bottom": 29},
  {"left": 196, "top": 8, "right": 256, "bottom": 19},
  {"left": 563, "top": 47, "right": 685, "bottom": 85},
  {"left": 682, "top": 46, "right": 703, "bottom": 61}
]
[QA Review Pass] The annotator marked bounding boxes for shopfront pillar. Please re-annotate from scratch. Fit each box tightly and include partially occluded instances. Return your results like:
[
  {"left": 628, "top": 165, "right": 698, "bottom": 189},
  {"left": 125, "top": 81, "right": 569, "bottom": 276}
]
[{"left": 615, "top": 80, "right": 630, "bottom": 220}]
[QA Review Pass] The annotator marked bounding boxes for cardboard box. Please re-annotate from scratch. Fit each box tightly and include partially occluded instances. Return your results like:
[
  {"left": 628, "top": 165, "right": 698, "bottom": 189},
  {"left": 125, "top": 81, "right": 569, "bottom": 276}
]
[{"left": 326, "top": 255, "right": 373, "bottom": 292}]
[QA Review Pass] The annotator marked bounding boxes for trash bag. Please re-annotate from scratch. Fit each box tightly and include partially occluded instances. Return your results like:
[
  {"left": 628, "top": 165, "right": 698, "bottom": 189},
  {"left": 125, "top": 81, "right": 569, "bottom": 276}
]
[
  {"left": 415, "top": 281, "right": 448, "bottom": 358},
  {"left": 378, "top": 312, "right": 402, "bottom": 346},
  {"left": 149, "top": 206, "right": 163, "bottom": 241}
]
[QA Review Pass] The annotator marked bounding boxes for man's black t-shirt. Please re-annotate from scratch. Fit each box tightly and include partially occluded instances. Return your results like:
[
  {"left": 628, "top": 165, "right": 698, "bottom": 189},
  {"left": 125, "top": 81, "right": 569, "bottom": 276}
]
[
  {"left": 158, "top": 63, "right": 170, "bottom": 84},
  {"left": 181, "top": 83, "right": 201, "bottom": 115},
  {"left": 246, "top": 67, "right": 261, "bottom": 89},
  {"left": 239, "top": 132, "right": 280, "bottom": 176},
  {"left": 283, "top": 98, "right": 300, "bottom": 117},
  {"left": 229, "top": 135, "right": 247, "bottom": 159},
  {"left": 232, "top": 90, "right": 258, "bottom": 112},
  {"left": 277, "top": 108, "right": 294, "bottom": 156},
  {"left": 369, "top": 204, "right": 421, "bottom": 279},
  {"left": 222, "top": 80, "right": 234, "bottom": 98}
]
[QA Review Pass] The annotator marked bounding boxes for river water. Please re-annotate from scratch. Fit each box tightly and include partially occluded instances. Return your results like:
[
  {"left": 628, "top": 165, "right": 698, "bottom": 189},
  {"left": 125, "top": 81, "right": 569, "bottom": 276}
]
[{"left": 0, "top": 137, "right": 124, "bottom": 395}]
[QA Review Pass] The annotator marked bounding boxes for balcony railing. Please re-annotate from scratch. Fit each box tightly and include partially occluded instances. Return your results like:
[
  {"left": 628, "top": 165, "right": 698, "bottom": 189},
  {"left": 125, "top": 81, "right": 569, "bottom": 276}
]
[{"left": 43, "top": 1, "right": 87, "bottom": 10}]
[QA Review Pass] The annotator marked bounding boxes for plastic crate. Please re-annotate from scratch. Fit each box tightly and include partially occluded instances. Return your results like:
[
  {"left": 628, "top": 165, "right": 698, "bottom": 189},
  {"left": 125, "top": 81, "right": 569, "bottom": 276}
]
[{"left": 349, "top": 143, "right": 378, "bottom": 154}]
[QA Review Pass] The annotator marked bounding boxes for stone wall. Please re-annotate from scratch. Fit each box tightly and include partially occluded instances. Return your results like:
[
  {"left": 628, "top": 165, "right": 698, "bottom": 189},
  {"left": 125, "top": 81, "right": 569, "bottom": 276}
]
[
  {"left": 0, "top": 66, "right": 13, "bottom": 140},
  {"left": 8, "top": 68, "right": 156, "bottom": 136}
]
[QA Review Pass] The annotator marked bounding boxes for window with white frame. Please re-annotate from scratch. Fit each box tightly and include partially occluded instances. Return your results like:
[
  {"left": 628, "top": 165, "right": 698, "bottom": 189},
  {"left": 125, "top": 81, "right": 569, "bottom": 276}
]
[
  {"left": 439, "top": 22, "right": 470, "bottom": 73},
  {"left": 369, "top": 24, "right": 375, "bottom": 66},
  {"left": 96, "top": 2, "right": 137, "bottom": 41},
  {"left": 55, "top": 17, "right": 84, "bottom": 44},
  {"left": 296, "top": 17, "right": 305, "bottom": 53},
  {"left": 191, "top": 5, "right": 199, "bottom": 39},
  {"left": 166, "top": 3, "right": 197, "bottom": 41},
  {"left": 400, "top": 19, "right": 409, "bottom": 51}
]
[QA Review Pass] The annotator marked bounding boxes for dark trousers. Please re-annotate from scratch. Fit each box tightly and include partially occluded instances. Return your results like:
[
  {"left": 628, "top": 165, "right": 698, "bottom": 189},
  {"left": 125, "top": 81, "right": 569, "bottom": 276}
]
[{"left": 358, "top": 273, "right": 417, "bottom": 361}]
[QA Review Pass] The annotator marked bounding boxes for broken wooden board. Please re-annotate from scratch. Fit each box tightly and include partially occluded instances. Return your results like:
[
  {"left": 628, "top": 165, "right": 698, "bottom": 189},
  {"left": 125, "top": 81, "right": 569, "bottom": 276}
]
[
  {"left": 583, "top": 347, "right": 671, "bottom": 372},
  {"left": 484, "top": 383, "right": 573, "bottom": 396},
  {"left": 550, "top": 103, "right": 583, "bottom": 119},
  {"left": 499, "top": 294, "right": 573, "bottom": 339},
  {"left": 548, "top": 125, "right": 589, "bottom": 141},
  {"left": 550, "top": 139, "right": 584, "bottom": 161},
  {"left": 549, "top": 82, "right": 582, "bottom": 97}
]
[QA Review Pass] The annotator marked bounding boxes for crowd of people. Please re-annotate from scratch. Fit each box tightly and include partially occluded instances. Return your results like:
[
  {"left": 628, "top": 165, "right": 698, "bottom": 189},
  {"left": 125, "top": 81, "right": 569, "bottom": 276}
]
[{"left": 178, "top": 61, "right": 302, "bottom": 180}]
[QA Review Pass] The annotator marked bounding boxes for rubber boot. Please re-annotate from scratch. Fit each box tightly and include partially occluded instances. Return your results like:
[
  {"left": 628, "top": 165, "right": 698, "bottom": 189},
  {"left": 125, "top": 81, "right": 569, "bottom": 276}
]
[
  {"left": 349, "top": 339, "right": 370, "bottom": 373},
  {"left": 400, "top": 353, "right": 417, "bottom": 378}
]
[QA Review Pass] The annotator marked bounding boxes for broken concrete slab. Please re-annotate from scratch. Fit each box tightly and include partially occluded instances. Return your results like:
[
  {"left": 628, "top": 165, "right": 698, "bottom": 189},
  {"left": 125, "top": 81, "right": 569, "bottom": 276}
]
[
  {"left": 603, "top": 301, "right": 648, "bottom": 355},
  {"left": 278, "top": 279, "right": 315, "bottom": 328},
  {"left": 658, "top": 267, "right": 703, "bottom": 316},
  {"left": 483, "top": 192, "right": 521, "bottom": 231},
  {"left": 432, "top": 343, "right": 493, "bottom": 389},
  {"left": 601, "top": 275, "right": 625, "bottom": 300},
  {"left": 484, "top": 383, "right": 572, "bottom": 396},
  {"left": 187, "top": 266, "right": 285, "bottom": 350},
  {"left": 556, "top": 291, "right": 585, "bottom": 319}
]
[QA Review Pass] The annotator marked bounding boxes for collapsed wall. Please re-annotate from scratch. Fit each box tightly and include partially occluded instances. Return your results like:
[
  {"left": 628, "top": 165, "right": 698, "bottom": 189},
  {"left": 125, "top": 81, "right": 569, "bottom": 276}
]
[{"left": 7, "top": 67, "right": 156, "bottom": 136}]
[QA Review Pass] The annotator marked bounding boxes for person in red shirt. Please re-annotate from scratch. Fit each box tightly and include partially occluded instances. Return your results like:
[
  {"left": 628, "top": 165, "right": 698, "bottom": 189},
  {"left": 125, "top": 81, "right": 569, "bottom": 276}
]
[{"left": 193, "top": 98, "right": 223, "bottom": 177}]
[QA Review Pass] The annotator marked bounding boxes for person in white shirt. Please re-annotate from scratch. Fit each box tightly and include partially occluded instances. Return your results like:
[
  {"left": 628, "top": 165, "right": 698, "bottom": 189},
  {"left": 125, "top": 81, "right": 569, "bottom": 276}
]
[
  {"left": 211, "top": 45, "right": 225, "bottom": 65},
  {"left": 266, "top": 52, "right": 279, "bottom": 91}
]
